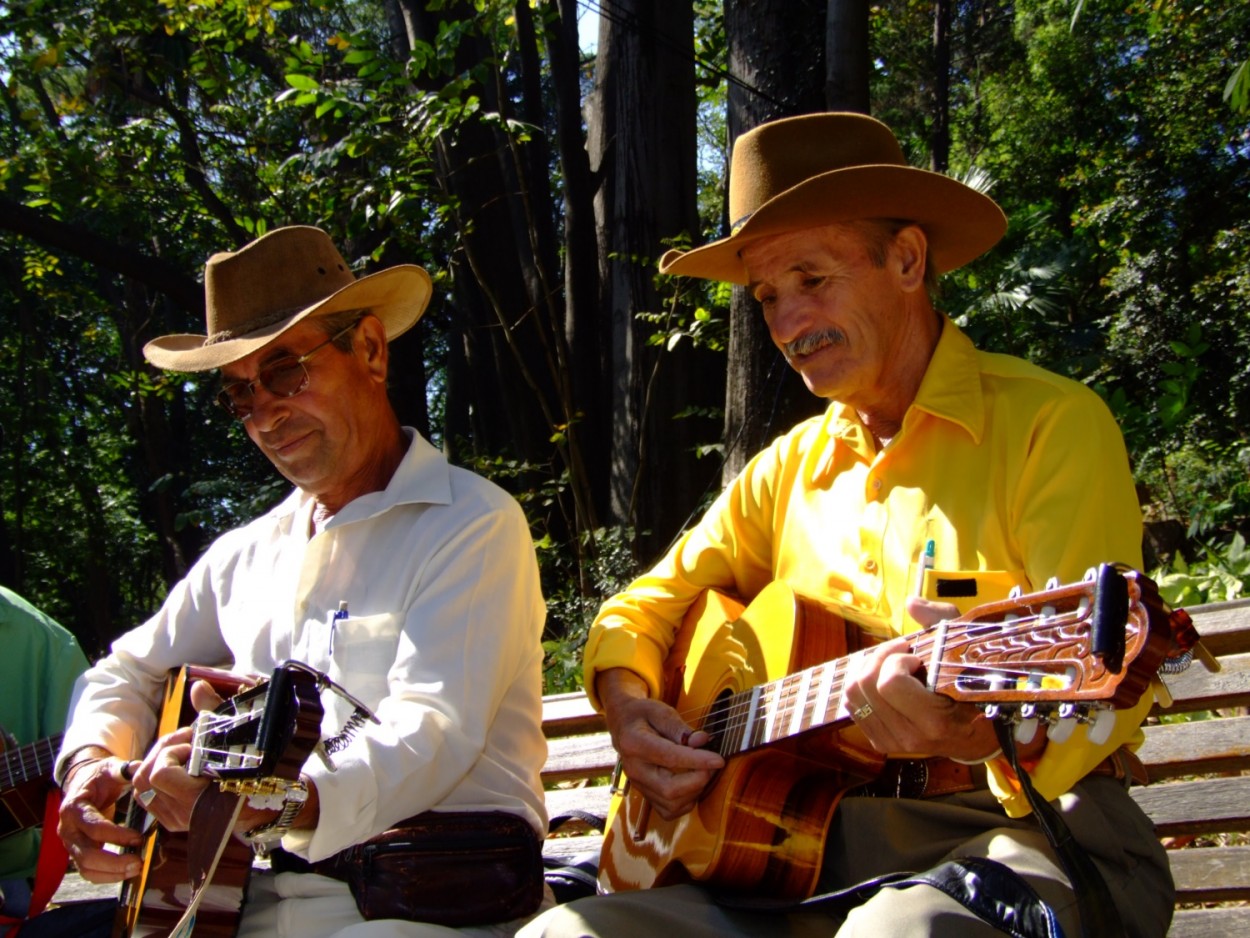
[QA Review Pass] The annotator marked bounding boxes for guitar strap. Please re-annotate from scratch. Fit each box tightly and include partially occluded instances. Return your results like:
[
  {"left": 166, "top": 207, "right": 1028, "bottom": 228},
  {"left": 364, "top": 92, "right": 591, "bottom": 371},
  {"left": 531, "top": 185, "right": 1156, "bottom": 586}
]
[
  {"left": 0, "top": 790, "right": 68, "bottom": 937},
  {"left": 992, "top": 721, "right": 1129, "bottom": 938},
  {"left": 716, "top": 856, "right": 1064, "bottom": 938}
]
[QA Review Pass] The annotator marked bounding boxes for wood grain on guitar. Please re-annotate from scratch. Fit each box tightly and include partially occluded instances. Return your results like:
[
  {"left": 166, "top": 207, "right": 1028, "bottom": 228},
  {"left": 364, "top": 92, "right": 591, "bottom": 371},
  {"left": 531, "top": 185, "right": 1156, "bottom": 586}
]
[
  {"left": 599, "top": 565, "right": 1190, "bottom": 899},
  {"left": 115, "top": 664, "right": 323, "bottom": 938}
]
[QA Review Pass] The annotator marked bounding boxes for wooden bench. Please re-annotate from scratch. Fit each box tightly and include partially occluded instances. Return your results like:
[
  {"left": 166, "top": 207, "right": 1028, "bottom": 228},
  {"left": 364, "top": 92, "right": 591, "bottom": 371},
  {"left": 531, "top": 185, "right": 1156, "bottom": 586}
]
[{"left": 536, "top": 597, "right": 1250, "bottom": 936}]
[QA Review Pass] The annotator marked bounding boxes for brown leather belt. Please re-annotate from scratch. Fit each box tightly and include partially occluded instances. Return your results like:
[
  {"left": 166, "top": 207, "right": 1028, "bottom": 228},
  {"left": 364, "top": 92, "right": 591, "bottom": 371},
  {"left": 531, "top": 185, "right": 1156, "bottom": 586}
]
[{"left": 851, "top": 746, "right": 1148, "bottom": 800}]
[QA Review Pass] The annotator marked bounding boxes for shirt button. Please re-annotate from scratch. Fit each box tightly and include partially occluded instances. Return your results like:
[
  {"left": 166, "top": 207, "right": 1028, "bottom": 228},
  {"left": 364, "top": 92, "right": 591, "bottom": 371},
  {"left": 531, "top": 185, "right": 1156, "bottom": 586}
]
[
  {"left": 864, "top": 559, "right": 878, "bottom": 573},
  {"left": 872, "top": 479, "right": 882, "bottom": 491}
]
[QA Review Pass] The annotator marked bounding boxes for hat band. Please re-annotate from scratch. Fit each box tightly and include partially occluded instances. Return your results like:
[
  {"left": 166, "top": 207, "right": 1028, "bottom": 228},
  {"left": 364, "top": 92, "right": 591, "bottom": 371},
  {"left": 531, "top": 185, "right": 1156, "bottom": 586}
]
[{"left": 206, "top": 306, "right": 304, "bottom": 345}]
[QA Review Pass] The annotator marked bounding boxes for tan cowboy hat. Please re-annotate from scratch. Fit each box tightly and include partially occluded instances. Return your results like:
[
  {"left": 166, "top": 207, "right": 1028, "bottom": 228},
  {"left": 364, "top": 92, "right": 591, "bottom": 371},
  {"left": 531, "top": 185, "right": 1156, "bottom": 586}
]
[
  {"left": 143, "top": 225, "right": 433, "bottom": 372},
  {"left": 659, "top": 112, "right": 1007, "bottom": 284}
]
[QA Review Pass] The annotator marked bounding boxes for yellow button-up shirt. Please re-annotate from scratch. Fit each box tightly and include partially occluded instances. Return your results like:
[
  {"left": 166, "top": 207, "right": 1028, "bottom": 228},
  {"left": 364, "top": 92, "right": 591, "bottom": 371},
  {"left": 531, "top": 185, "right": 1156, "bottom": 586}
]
[{"left": 586, "top": 318, "right": 1147, "bottom": 816}]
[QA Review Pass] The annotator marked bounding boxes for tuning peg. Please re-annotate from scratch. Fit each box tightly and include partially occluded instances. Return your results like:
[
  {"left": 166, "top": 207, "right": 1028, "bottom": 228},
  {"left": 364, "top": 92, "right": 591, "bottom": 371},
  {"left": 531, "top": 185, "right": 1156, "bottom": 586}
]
[
  {"left": 1150, "top": 676, "right": 1174, "bottom": 709},
  {"left": 1086, "top": 708, "right": 1116, "bottom": 746},
  {"left": 1014, "top": 716, "right": 1040, "bottom": 745},
  {"left": 1047, "top": 706, "right": 1078, "bottom": 744},
  {"left": 1044, "top": 576, "right": 1061, "bottom": 590}
]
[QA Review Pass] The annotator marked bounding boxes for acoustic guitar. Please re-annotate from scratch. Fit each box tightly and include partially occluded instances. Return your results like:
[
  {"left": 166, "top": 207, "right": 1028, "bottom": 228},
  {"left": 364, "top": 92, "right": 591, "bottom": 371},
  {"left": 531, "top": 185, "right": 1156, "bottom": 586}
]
[
  {"left": 1, "top": 732, "right": 63, "bottom": 842},
  {"left": 115, "top": 662, "right": 324, "bottom": 938},
  {"left": 598, "top": 565, "right": 1189, "bottom": 899}
]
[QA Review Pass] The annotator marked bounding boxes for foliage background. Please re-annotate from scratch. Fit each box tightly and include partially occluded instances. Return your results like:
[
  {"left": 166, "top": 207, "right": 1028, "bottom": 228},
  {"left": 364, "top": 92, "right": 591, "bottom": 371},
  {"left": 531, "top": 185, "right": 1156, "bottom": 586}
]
[{"left": 1, "top": 0, "right": 1247, "bottom": 689}]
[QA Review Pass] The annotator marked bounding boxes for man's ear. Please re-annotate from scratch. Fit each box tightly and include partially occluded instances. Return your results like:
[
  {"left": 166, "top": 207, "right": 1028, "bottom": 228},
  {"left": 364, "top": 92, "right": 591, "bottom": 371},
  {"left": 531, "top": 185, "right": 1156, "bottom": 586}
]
[
  {"left": 892, "top": 225, "right": 929, "bottom": 293},
  {"left": 357, "top": 314, "right": 389, "bottom": 381}
]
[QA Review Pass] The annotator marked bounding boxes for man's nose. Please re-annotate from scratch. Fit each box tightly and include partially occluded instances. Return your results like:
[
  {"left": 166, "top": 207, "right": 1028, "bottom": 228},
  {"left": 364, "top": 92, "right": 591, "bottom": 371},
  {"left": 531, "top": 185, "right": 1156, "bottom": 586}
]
[
  {"left": 243, "top": 386, "right": 288, "bottom": 432},
  {"left": 765, "top": 294, "right": 808, "bottom": 345}
]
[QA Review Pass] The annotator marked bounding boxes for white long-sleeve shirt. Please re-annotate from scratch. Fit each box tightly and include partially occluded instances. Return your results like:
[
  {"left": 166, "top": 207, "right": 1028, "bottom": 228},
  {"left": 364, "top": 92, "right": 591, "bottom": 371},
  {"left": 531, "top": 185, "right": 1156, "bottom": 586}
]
[{"left": 59, "top": 430, "right": 548, "bottom": 861}]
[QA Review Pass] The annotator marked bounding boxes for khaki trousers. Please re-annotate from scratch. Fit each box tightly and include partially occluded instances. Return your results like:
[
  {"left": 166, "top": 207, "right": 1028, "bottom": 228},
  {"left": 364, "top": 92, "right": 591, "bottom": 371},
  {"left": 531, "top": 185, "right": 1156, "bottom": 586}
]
[
  {"left": 520, "top": 777, "right": 1173, "bottom": 938},
  {"left": 237, "top": 873, "right": 555, "bottom": 938}
]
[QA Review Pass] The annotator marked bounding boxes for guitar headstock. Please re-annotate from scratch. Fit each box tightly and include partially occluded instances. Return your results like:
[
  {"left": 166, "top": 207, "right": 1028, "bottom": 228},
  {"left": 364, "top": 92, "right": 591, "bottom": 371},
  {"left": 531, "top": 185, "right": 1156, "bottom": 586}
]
[
  {"left": 928, "top": 565, "right": 1173, "bottom": 738},
  {"left": 188, "top": 663, "right": 323, "bottom": 793}
]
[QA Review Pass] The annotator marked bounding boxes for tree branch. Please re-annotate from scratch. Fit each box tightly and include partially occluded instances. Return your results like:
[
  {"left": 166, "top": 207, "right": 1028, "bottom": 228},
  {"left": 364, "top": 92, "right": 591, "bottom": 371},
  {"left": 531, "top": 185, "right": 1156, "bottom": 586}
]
[{"left": 0, "top": 197, "right": 205, "bottom": 316}]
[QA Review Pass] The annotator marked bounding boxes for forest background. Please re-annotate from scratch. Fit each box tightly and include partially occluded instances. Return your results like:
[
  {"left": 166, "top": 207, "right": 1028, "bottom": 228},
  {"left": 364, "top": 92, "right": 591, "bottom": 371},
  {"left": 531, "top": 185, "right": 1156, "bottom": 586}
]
[{"left": 1, "top": 0, "right": 1248, "bottom": 694}]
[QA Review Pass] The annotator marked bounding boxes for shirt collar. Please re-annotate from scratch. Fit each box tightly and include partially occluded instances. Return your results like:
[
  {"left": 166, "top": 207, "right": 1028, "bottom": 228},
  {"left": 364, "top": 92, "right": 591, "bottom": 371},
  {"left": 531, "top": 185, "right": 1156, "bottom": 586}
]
[
  {"left": 907, "top": 316, "right": 985, "bottom": 444},
  {"left": 272, "top": 428, "right": 454, "bottom": 531}
]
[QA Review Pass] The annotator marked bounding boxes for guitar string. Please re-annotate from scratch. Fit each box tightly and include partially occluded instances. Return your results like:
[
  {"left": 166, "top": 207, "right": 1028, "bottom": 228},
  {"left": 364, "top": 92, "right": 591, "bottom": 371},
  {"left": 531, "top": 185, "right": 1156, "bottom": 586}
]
[
  {"left": 695, "top": 627, "right": 1068, "bottom": 748},
  {"left": 679, "top": 606, "right": 1118, "bottom": 752},
  {"left": 697, "top": 625, "right": 1111, "bottom": 754},
  {"left": 1, "top": 737, "right": 62, "bottom": 787}
]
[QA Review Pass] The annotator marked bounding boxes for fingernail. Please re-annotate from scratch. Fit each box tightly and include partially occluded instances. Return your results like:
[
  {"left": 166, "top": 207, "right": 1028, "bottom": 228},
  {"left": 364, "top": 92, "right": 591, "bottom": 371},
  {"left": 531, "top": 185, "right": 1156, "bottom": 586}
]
[{"left": 680, "top": 731, "right": 692, "bottom": 746}]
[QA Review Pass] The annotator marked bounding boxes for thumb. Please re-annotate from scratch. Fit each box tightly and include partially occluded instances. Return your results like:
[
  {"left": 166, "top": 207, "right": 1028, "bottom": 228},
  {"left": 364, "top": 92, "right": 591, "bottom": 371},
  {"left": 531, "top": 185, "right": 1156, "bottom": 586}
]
[{"left": 189, "top": 679, "right": 226, "bottom": 713}]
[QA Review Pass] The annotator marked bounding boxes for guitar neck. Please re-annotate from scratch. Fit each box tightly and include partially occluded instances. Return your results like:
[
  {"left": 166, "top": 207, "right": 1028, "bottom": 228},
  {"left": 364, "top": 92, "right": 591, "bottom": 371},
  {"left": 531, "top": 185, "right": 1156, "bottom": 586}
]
[
  {"left": 701, "top": 568, "right": 1163, "bottom": 758},
  {"left": 1, "top": 732, "right": 63, "bottom": 793}
]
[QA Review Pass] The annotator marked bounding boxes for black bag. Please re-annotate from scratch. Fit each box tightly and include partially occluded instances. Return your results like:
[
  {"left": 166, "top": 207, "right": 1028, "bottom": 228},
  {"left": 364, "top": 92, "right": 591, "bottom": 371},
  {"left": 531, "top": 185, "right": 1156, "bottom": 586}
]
[{"left": 329, "top": 810, "right": 544, "bottom": 926}]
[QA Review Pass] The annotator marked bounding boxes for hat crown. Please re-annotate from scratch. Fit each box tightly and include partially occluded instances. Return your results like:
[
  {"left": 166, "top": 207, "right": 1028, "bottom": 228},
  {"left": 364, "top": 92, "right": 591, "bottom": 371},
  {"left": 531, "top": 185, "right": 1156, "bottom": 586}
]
[
  {"left": 204, "top": 226, "right": 357, "bottom": 343},
  {"left": 730, "top": 113, "right": 907, "bottom": 229}
]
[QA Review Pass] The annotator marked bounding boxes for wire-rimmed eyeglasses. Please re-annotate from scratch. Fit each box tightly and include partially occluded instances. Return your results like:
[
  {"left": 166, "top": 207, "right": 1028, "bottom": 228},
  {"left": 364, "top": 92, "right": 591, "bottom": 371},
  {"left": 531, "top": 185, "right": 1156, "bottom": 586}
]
[{"left": 216, "top": 319, "right": 360, "bottom": 420}]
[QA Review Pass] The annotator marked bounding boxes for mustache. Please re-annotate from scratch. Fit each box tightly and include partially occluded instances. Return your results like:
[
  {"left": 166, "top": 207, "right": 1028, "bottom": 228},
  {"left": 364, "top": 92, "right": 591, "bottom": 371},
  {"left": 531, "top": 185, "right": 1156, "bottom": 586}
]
[{"left": 783, "top": 328, "right": 845, "bottom": 359}]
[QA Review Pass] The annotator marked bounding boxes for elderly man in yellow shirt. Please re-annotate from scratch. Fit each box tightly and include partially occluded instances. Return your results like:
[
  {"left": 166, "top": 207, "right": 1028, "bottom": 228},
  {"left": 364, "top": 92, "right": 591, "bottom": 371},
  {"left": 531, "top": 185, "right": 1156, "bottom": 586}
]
[{"left": 523, "top": 113, "right": 1172, "bottom": 938}]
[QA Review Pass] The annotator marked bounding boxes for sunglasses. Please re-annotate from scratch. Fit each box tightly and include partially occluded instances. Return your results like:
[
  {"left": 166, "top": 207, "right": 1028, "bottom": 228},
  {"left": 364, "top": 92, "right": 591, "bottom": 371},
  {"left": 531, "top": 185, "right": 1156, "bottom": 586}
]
[{"left": 216, "top": 319, "right": 360, "bottom": 420}]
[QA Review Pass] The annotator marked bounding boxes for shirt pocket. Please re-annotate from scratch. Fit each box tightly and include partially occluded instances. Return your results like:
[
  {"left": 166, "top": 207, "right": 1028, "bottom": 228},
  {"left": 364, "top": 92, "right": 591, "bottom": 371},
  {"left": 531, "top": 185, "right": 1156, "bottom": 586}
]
[
  {"left": 327, "top": 611, "right": 401, "bottom": 706},
  {"left": 919, "top": 567, "right": 1028, "bottom": 615}
]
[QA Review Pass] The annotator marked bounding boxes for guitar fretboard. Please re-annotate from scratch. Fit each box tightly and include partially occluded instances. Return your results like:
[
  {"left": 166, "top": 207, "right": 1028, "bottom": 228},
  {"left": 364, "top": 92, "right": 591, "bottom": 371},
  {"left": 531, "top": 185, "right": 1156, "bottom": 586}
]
[
  {"left": 1, "top": 732, "right": 63, "bottom": 792},
  {"left": 696, "top": 585, "right": 1124, "bottom": 757}
]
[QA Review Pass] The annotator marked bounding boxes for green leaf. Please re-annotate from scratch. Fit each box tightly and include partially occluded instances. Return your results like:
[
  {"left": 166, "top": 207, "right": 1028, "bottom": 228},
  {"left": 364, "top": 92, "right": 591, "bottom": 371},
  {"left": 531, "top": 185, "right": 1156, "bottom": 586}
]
[{"left": 285, "top": 74, "right": 319, "bottom": 91}]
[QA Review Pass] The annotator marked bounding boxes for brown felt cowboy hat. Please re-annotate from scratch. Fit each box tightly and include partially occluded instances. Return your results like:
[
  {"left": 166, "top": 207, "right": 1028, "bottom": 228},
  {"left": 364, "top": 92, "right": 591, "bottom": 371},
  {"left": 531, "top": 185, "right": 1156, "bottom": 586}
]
[
  {"left": 658, "top": 112, "right": 1007, "bottom": 285},
  {"left": 143, "top": 225, "right": 433, "bottom": 372}
]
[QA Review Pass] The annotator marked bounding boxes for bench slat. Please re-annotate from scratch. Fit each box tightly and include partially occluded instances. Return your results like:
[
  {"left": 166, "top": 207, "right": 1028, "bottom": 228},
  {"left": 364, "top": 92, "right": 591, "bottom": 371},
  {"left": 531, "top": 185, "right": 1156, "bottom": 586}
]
[
  {"left": 1167, "top": 905, "right": 1250, "bottom": 938},
  {"left": 1138, "top": 714, "right": 1250, "bottom": 780},
  {"left": 542, "top": 734, "right": 617, "bottom": 784},
  {"left": 1169, "top": 844, "right": 1250, "bottom": 903},
  {"left": 545, "top": 783, "right": 613, "bottom": 823},
  {"left": 1182, "top": 598, "right": 1250, "bottom": 658},
  {"left": 1151, "top": 652, "right": 1250, "bottom": 716},
  {"left": 541, "top": 692, "right": 606, "bottom": 738},
  {"left": 1132, "top": 775, "right": 1250, "bottom": 837}
]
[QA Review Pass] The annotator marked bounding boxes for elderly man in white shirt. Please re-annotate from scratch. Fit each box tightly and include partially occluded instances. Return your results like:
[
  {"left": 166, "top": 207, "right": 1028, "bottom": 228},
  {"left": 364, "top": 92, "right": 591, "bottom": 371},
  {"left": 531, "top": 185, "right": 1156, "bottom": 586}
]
[{"left": 53, "top": 226, "right": 550, "bottom": 938}]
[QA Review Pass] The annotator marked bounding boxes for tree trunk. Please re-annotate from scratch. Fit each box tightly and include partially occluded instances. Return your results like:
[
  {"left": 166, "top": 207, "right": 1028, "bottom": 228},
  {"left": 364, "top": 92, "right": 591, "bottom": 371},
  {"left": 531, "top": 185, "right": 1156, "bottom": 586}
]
[
  {"left": 931, "top": 0, "right": 952, "bottom": 172},
  {"left": 721, "top": 0, "right": 828, "bottom": 482},
  {"left": 827, "top": 0, "right": 871, "bottom": 111},
  {"left": 586, "top": 0, "right": 721, "bottom": 563}
]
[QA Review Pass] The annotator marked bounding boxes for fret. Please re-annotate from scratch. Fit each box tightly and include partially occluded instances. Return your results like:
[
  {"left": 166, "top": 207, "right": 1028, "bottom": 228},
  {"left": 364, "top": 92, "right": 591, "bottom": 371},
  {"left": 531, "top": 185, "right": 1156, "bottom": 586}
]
[
  {"left": 925, "top": 620, "right": 949, "bottom": 693},
  {"left": 741, "top": 686, "right": 762, "bottom": 753},
  {"left": 760, "top": 680, "right": 780, "bottom": 747},
  {"left": 788, "top": 668, "right": 812, "bottom": 737},
  {"left": 813, "top": 661, "right": 836, "bottom": 727}
]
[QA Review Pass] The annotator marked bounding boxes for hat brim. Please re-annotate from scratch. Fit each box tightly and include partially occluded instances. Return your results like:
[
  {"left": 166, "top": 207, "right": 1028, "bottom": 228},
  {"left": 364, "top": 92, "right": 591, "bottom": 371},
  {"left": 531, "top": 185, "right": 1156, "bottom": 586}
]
[
  {"left": 659, "top": 165, "right": 1006, "bottom": 284},
  {"left": 143, "top": 265, "right": 433, "bottom": 372}
]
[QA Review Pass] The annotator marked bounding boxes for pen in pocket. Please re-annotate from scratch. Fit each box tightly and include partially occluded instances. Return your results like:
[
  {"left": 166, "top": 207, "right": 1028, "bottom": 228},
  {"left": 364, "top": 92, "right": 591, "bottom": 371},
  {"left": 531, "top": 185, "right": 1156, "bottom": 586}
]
[
  {"left": 915, "top": 539, "right": 935, "bottom": 598},
  {"left": 329, "top": 600, "right": 348, "bottom": 655}
]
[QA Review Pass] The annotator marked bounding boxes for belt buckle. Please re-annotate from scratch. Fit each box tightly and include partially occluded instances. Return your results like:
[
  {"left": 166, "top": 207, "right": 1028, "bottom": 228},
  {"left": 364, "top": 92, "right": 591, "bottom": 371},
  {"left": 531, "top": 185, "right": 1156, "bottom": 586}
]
[{"left": 896, "top": 759, "right": 930, "bottom": 799}]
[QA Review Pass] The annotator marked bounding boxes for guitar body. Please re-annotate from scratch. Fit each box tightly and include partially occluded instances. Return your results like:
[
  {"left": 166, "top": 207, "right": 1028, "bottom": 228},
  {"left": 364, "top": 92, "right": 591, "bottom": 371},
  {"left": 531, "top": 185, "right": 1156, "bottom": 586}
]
[
  {"left": 0, "top": 733, "right": 62, "bottom": 841},
  {"left": 115, "top": 668, "right": 253, "bottom": 938},
  {"left": 115, "top": 664, "right": 323, "bottom": 938},
  {"left": 600, "top": 583, "right": 884, "bottom": 898}
]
